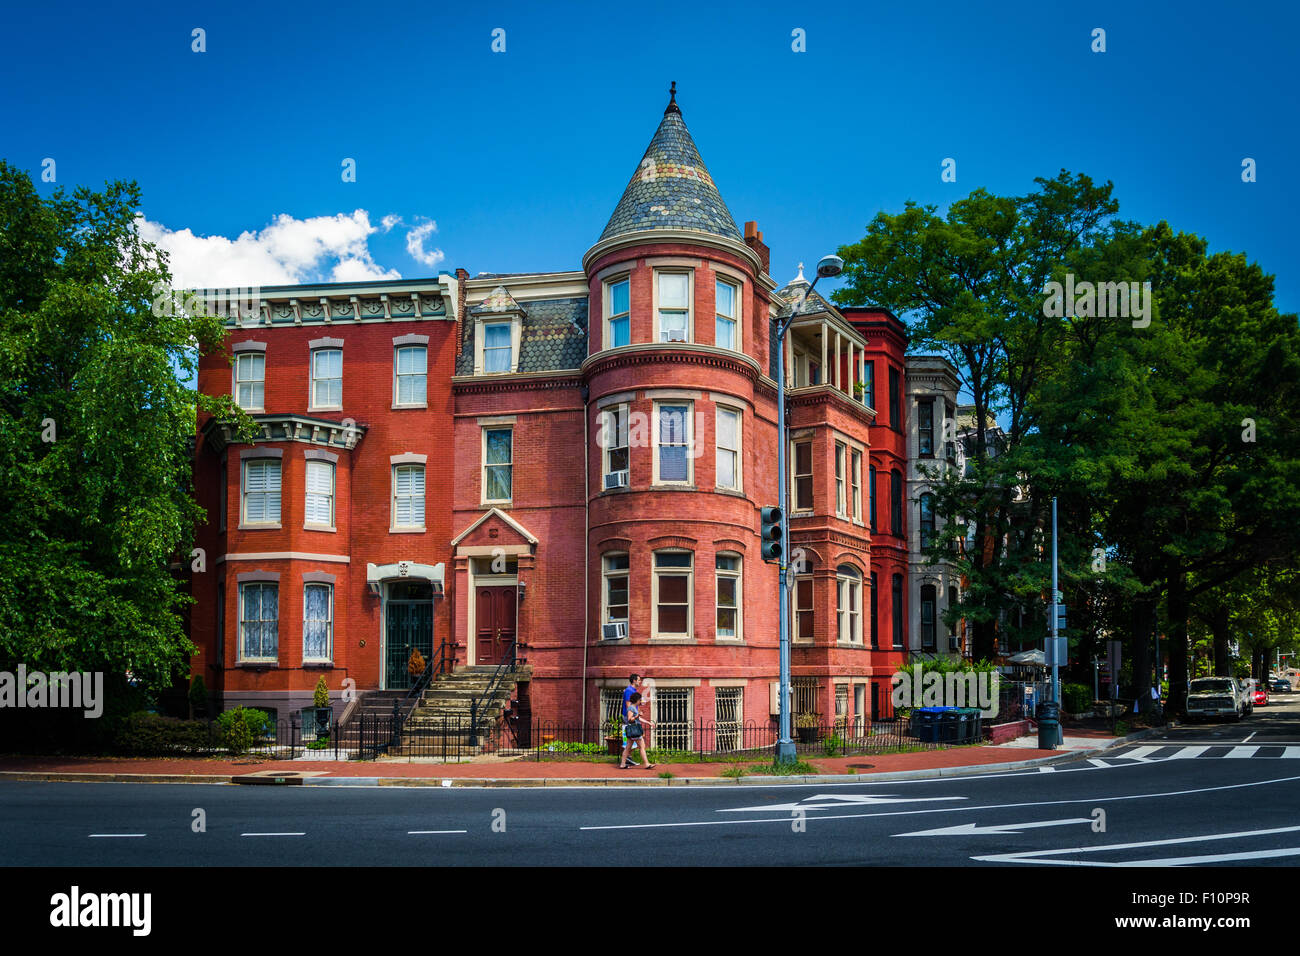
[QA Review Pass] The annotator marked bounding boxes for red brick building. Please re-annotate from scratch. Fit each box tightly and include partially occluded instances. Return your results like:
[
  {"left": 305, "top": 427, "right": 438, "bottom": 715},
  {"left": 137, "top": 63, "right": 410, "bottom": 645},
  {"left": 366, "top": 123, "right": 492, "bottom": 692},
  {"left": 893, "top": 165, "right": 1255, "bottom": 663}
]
[{"left": 190, "top": 89, "right": 956, "bottom": 739}]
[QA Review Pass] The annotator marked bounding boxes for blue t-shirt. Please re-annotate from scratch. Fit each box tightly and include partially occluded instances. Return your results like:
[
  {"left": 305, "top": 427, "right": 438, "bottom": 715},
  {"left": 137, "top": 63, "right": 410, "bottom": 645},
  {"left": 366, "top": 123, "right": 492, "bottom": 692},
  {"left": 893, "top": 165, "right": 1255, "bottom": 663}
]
[{"left": 623, "top": 684, "right": 637, "bottom": 711}]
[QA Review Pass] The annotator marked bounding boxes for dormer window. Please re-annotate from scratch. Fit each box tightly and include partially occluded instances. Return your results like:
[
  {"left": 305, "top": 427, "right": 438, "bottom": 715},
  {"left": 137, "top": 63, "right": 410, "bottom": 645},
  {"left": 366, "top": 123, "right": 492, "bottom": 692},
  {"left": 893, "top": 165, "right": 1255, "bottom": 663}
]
[
  {"left": 656, "top": 272, "right": 691, "bottom": 343},
  {"left": 483, "top": 322, "right": 513, "bottom": 373}
]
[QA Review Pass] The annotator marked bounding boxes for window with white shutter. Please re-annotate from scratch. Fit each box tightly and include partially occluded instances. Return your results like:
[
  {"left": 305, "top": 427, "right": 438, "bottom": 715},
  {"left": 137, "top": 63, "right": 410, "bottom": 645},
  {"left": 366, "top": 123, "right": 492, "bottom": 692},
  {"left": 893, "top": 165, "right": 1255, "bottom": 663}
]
[
  {"left": 304, "top": 460, "right": 335, "bottom": 528},
  {"left": 242, "top": 459, "right": 281, "bottom": 525},
  {"left": 393, "top": 464, "right": 425, "bottom": 529}
]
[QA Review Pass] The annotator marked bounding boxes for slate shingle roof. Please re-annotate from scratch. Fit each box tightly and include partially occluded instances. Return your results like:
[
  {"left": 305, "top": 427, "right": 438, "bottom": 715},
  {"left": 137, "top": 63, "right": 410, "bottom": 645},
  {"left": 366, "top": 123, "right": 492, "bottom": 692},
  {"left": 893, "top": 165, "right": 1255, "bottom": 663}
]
[
  {"left": 774, "top": 277, "right": 839, "bottom": 320},
  {"left": 599, "top": 101, "right": 742, "bottom": 244},
  {"left": 456, "top": 296, "right": 588, "bottom": 375}
]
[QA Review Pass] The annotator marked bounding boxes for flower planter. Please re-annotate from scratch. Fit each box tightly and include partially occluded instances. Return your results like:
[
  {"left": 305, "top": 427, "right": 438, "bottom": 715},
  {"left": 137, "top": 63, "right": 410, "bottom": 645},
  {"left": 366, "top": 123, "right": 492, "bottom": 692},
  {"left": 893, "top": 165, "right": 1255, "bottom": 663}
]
[
  {"left": 314, "top": 707, "right": 331, "bottom": 737},
  {"left": 606, "top": 735, "right": 623, "bottom": 755},
  {"left": 796, "top": 726, "right": 818, "bottom": 744}
]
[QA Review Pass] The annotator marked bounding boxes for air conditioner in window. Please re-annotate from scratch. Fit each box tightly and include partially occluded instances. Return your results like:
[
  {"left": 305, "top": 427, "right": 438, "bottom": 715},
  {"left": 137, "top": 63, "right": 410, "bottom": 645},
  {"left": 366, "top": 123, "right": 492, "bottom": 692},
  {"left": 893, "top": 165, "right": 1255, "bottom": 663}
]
[
  {"left": 604, "top": 470, "right": 629, "bottom": 490},
  {"left": 948, "top": 635, "right": 960, "bottom": 652},
  {"left": 769, "top": 681, "right": 793, "bottom": 716},
  {"left": 602, "top": 622, "right": 628, "bottom": 641},
  {"left": 664, "top": 329, "right": 687, "bottom": 342}
]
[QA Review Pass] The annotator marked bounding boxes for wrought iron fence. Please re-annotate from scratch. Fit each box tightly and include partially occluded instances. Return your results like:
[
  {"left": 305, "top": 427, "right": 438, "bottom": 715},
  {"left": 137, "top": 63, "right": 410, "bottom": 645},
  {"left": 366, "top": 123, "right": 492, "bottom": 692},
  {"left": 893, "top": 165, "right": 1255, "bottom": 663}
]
[{"left": 333, "top": 713, "right": 995, "bottom": 763}]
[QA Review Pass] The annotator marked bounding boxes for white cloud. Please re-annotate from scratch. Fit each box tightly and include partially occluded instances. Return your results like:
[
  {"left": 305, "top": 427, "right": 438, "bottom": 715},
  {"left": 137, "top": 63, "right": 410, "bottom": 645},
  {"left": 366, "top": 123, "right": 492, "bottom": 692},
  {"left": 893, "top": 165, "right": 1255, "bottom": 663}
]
[
  {"left": 137, "top": 209, "right": 402, "bottom": 289},
  {"left": 380, "top": 214, "right": 402, "bottom": 232},
  {"left": 405, "top": 220, "right": 445, "bottom": 269}
]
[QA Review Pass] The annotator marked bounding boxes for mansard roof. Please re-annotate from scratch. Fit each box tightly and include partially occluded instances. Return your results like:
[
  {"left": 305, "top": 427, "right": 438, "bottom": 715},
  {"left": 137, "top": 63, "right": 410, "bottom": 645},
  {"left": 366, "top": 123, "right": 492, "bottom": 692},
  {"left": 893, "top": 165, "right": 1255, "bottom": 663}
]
[
  {"left": 598, "top": 85, "right": 742, "bottom": 244},
  {"left": 455, "top": 295, "right": 588, "bottom": 375}
]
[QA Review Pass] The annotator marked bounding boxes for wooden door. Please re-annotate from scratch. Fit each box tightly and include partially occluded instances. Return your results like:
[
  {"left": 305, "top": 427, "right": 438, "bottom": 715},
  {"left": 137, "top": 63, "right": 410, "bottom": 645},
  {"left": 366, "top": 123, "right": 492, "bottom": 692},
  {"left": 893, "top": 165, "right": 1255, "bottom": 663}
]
[{"left": 475, "top": 585, "right": 517, "bottom": 666}]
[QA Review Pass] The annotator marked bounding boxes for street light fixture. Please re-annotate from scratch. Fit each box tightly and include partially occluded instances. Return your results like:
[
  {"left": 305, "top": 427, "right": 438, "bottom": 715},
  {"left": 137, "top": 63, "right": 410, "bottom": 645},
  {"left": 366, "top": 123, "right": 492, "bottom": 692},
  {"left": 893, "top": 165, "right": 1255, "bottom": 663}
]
[{"left": 775, "top": 253, "right": 843, "bottom": 764}]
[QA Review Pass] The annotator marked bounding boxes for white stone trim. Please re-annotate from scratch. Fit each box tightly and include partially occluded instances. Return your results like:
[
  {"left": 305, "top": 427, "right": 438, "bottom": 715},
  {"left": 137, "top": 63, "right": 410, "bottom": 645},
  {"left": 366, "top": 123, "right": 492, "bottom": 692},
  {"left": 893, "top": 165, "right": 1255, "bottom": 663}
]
[
  {"left": 217, "top": 552, "right": 350, "bottom": 564},
  {"left": 231, "top": 340, "right": 267, "bottom": 352}
]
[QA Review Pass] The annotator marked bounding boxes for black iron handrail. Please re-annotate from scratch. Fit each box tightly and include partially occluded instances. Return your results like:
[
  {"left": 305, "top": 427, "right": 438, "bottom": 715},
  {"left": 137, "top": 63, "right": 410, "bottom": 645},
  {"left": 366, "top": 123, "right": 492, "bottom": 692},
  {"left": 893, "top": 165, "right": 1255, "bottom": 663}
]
[{"left": 468, "top": 636, "right": 518, "bottom": 746}]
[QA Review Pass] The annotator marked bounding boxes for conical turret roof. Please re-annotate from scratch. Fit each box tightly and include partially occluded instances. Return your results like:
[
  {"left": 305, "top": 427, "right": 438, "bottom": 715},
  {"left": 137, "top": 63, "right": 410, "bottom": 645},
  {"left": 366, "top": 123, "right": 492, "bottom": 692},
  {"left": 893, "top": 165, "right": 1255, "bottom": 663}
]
[{"left": 598, "top": 84, "right": 742, "bottom": 244}]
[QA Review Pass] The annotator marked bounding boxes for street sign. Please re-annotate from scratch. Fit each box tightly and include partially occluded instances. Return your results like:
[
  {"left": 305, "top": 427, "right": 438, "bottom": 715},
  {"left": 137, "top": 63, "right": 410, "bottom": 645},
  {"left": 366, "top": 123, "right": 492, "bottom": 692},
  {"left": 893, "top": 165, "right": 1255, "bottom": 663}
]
[
  {"left": 1045, "top": 636, "right": 1068, "bottom": 667},
  {"left": 1107, "top": 640, "right": 1122, "bottom": 699},
  {"left": 1055, "top": 606, "right": 1067, "bottom": 632}
]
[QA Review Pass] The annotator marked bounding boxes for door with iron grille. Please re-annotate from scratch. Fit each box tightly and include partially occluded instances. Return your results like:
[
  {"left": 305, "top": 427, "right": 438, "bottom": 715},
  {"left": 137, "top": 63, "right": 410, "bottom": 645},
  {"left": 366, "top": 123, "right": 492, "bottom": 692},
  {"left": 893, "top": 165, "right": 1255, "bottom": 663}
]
[{"left": 385, "top": 580, "right": 433, "bottom": 690}]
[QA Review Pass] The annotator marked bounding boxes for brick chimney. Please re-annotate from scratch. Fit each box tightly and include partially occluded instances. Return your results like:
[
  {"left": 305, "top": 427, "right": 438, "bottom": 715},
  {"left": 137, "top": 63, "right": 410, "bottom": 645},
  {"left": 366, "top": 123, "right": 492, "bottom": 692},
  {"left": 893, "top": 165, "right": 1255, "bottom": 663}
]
[
  {"left": 455, "top": 267, "right": 470, "bottom": 351},
  {"left": 743, "top": 221, "right": 770, "bottom": 275}
]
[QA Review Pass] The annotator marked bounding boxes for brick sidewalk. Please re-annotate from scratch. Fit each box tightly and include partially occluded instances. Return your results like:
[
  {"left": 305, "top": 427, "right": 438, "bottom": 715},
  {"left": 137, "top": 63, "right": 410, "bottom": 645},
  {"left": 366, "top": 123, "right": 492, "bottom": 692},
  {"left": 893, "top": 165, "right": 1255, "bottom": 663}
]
[{"left": 0, "top": 740, "right": 1080, "bottom": 782}]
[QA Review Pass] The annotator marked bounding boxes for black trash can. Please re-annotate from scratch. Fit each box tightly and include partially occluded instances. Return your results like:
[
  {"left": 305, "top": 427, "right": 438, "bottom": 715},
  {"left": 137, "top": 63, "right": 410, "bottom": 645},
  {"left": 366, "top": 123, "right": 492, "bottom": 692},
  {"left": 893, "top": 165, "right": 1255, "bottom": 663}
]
[
  {"left": 1036, "top": 699, "right": 1061, "bottom": 749},
  {"left": 910, "top": 707, "right": 941, "bottom": 742},
  {"left": 958, "top": 708, "right": 984, "bottom": 742}
]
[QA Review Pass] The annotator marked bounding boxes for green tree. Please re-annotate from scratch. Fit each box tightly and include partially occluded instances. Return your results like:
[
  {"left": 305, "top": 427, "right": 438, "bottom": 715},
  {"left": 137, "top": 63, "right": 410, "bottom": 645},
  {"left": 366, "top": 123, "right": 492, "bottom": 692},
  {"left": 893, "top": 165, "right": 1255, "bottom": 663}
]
[{"left": 0, "top": 161, "right": 251, "bottom": 696}]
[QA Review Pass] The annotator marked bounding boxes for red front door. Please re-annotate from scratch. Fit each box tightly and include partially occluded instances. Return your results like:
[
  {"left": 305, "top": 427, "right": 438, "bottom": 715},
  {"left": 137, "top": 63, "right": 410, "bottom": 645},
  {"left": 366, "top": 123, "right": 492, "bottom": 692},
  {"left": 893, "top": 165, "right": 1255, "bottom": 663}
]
[{"left": 475, "top": 585, "right": 516, "bottom": 666}]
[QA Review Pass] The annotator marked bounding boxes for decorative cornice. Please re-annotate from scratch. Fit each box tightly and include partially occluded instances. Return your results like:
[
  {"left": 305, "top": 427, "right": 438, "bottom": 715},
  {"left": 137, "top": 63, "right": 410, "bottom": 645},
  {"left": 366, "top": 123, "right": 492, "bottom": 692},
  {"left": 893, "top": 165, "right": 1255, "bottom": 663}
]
[
  {"left": 582, "top": 343, "right": 760, "bottom": 382},
  {"left": 582, "top": 229, "right": 762, "bottom": 277},
  {"left": 787, "top": 386, "right": 875, "bottom": 424},
  {"left": 452, "top": 372, "right": 583, "bottom": 395},
  {"left": 201, "top": 414, "right": 366, "bottom": 455}
]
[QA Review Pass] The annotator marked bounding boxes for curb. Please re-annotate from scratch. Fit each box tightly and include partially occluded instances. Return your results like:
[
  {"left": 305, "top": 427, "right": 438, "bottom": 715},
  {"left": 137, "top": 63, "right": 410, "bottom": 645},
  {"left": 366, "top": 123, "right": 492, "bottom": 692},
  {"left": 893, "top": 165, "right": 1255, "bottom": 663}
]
[{"left": 0, "top": 728, "right": 1161, "bottom": 789}]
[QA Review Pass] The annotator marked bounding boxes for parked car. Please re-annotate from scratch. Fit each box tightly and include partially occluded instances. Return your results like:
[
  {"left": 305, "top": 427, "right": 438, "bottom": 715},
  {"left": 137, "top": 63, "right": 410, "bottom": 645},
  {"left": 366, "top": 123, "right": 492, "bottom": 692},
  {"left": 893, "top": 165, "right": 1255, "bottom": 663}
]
[
  {"left": 1186, "top": 678, "right": 1244, "bottom": 721},
  {"left": 1254, "top": 684, "right": 1270, "bottom": 706},
  {"left": 1270, "top": 678, "right": 1291, "bottom": 693}
]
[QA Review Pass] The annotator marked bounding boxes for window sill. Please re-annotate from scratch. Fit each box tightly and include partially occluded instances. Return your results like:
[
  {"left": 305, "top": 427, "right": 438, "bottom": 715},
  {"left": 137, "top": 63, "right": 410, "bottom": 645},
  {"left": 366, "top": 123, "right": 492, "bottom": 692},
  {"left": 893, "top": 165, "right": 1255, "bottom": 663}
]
[
  {"left": 309, "top": 406, "right": 343, "bottom": 414},
  {"left": 836, "top": 641, "right": 867, "bottom": 649},
  {"left": 391, "top": 403, "right": 428, "bottom": 410},
  {"left": 481, "top": 501, "right": 513, "bottom": 509},
  {"left": 238, "top": 523, "right": 282, "bottom": 531},
  {"left": 714, "top": 486, "right": 745, "bottom": 497},
  {"left": 390, "top": 527, "right": 426, "bottom": 534},
  {"left": 235, "top": 661, "right": 279, "bottom": 669},
  {"left": 648, "top": 637, "right": 696, "bottom": 645},
  {"left": 714, "top": 638, "right": 745, "bottom": 646},
  {"left": 303, "top": 661, "right": 335, "bottom": 668},
  {"left": 304, "top": 524, "right": 336, "bottom": 533},
  {"left": 651, "top": 483, "right": 697, "bottom": 491}
]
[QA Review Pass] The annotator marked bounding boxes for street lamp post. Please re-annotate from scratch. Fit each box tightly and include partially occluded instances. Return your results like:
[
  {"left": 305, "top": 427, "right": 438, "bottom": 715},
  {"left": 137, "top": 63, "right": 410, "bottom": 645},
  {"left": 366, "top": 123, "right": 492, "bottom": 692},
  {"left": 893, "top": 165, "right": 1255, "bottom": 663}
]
[{"left": 775, "top": 254, "right": 843, "bottom": 764}]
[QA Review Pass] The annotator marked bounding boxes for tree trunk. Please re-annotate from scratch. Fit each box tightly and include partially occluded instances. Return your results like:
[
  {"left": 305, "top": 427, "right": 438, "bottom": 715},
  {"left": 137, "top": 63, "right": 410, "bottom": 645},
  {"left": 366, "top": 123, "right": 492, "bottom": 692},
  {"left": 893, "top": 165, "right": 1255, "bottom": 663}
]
[
  {"left": 1131, "top": 598, "right": 1152, "bottom": 714},
  {"left": 1211, "top": 604, "right": 1230, "bottom": 676},
  {"left": 1167, "top": 568, "right": 1190, "bottom": 717}
]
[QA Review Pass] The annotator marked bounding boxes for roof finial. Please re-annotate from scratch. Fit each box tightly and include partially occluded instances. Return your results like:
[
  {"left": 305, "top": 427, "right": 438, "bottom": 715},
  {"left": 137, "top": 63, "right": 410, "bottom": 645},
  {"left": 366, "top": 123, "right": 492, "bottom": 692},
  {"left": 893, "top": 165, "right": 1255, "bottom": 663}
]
[
  {"left": 795, "top": 262, "right": 806, "bottom": 282},
  {"left": 665, "top": 80, "right": 680, "bottom": 115}
]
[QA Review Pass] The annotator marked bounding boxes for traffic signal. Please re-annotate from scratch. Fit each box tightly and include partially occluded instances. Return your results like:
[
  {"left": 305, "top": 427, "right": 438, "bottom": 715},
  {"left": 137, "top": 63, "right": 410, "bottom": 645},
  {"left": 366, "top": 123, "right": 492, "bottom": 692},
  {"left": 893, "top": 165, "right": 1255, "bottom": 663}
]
[{"left": 760, "top": 506, "right": 783, "bottom": 562}]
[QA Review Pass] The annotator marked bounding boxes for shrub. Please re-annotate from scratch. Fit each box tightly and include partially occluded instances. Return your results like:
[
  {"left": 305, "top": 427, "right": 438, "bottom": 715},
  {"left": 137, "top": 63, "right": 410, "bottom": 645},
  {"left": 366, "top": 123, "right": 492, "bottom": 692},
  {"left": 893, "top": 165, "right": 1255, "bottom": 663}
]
[
  {"left": 1062, "top": 683, "right": 1092, "bottom": 714},
  {"left": 313, "top": 676, "right": 330, "bottom": 709},
  {"left": 113, "top": 712, "right": 216, "bottom": 755},
  {"left": 217, "top": 707, "right": 271, "bottom": 755},
  {"left": 188, "top": 676, "right": 208, "bottom": 718},
  {"left": 822, "top": 733, "right": 845, "bottom": 757}
]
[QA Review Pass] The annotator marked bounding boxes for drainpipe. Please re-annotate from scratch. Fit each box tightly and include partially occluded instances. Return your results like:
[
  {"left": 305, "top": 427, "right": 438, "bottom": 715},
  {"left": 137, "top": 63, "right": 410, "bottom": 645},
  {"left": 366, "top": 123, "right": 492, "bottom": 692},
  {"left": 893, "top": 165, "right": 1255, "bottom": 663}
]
[{"left": 580, "top": 384, "right": 590, "bottom": 737}]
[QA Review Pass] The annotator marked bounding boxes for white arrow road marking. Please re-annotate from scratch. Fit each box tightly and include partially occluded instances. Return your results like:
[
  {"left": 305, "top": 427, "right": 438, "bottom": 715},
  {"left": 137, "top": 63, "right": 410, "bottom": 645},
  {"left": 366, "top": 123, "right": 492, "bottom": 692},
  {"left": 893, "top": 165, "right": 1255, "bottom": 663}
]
[
  {"left": 718, "top": 793, "right": 967, "bottom": 813},
  {"left": 972, "top": 824, "right": 1300, "bottom": 866},
  {"left": 578, "top": 774, "right": 1300, "bottom": 831},
  {"left": 896, "top": 817, "right": 1094, "bottom": 837}
]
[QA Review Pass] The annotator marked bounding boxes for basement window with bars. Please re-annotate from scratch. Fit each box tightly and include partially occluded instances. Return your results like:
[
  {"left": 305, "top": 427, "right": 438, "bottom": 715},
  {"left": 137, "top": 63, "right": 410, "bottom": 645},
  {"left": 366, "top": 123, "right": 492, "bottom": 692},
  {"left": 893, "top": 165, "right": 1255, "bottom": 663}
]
[
  {"left": 652, "top": 688, "right": 693, "bottom": 752},
  {"left": 714, "top": 686, "right": 743, "bottom": 752},
  {"left": 792, "top": 678, "right": 819, "bottom": 721},
  {"left": 600, "top": 688, "right": 624, "bottom": 733}
]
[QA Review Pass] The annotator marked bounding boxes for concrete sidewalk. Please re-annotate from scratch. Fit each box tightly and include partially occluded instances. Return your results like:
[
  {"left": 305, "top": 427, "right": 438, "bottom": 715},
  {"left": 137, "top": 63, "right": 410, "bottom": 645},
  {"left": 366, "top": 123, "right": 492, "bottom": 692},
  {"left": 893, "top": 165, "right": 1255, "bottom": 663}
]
[{"left": 0, "top": 726, "right": 1153, "bottom": 787}]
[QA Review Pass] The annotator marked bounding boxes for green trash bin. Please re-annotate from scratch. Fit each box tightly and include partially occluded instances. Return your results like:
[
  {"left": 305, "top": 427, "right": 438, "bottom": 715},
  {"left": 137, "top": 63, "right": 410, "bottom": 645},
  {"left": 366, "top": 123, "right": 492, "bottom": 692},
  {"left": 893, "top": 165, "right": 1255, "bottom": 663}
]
[{"left": 957, "top": 707, "right": 983, "bottom": 742}]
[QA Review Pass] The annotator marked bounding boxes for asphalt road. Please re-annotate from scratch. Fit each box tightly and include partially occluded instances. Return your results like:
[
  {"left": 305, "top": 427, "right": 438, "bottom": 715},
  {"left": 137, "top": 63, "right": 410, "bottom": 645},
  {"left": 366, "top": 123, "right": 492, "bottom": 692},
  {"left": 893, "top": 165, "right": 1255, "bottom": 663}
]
[{"left": 3, "top": 695, "right": 1299, "bottom": 867}]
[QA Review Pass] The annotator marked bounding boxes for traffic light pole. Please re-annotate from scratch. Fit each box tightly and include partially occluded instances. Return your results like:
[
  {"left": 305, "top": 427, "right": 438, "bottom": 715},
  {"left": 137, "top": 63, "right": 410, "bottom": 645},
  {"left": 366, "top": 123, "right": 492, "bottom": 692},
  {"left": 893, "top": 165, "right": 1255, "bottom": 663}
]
[{"left": 775, "top": 314, "right": 795, "bottom": 764}]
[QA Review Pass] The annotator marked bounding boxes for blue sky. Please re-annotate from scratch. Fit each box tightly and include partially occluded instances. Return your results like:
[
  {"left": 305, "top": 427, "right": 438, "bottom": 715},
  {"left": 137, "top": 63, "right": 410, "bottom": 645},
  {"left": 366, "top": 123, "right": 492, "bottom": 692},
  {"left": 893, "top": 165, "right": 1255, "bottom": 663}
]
[{"left": 2, "top": 0, "right": 1297, "bottom": 312}]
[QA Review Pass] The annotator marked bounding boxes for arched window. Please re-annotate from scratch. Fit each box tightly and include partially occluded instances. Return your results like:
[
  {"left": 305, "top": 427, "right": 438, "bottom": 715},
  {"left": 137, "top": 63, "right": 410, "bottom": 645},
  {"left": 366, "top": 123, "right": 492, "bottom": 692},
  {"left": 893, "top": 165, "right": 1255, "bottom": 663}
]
[
  {"left": 920, "top": 584, "right": 937, "bottom": 651},
  {"left": 836, "top": 564, "right": 862, "bottom": 644},
  {"left": 919, "top": 493, "right": 935, "bottom": 549}
]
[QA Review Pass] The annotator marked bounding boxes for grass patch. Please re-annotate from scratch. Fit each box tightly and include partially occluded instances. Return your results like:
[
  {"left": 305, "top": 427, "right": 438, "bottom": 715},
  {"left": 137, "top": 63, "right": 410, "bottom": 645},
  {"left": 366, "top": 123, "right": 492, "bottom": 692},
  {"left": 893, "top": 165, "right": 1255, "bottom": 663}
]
[
  {"left": 719, "top": 766, "right": 746, "bottom": 778},
  {"left": 747, "top": 759, "right": 818, "bottom": 776},
  {"left": 657, "top": 771, "right": 674, "bottom": 779}
]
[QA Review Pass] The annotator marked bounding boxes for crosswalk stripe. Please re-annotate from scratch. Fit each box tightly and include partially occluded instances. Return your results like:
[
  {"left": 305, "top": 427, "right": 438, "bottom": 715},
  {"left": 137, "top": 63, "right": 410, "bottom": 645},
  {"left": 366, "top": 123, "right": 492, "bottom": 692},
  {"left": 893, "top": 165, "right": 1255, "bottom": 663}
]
[
  {"left": 1116, "top": 746, "right": 1159, "bottom": 760},
  {"left": 1169, "top": 746, "right": 1210, "bottom": 759},
  {"left": 1225, "top": 746, "right": 1259, "bottom": 758},
  {"left": 1283, "top": 747, "right": 1300, "bottom": 759}
]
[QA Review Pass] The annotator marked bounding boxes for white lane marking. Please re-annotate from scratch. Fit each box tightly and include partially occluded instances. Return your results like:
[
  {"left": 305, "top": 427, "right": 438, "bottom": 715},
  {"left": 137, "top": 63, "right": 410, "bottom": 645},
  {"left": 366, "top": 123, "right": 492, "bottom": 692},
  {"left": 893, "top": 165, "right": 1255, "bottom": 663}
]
[
  {"left": 1168, "top": 746, "right": 1210, "bottom": 759},
  {"left": 972, "top": 825, "right": 1300, "bottom": 866},
  {"left": 1114, "top": 746, "right": 1159, "bottom": 760},
  {"left": 578, "top": 773, "right": 1300, "bottom": 831},
  {"left": 1284, "top": 747, "right": 1300, "bottom": 759},
  {"left": 896, "top": 817, "right": 1093, "bottom": 837},
  {"left": 89, "top": 833, "right": 145, "bottom": 838},
  {"left": 1225, "top": 746, "right": 1259, "bottom": 759},
  {"left": 1243, "top": 732, "right": 1257, "bottom": 742},
  {"left": 1087, "top": 759, "right": 1111, "bottom": 768},
  {"left": 719, "top": 794, "right": 966, "bottom": 813},
  {"left": 241, "top": 832, "right": 305, "bottom": 837},
  {"left": 1037, "top": 766, "right": 1057, "bottom": 773},
  {"left": 408, "top": 830, "right": 468, "bottom": 835}
]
